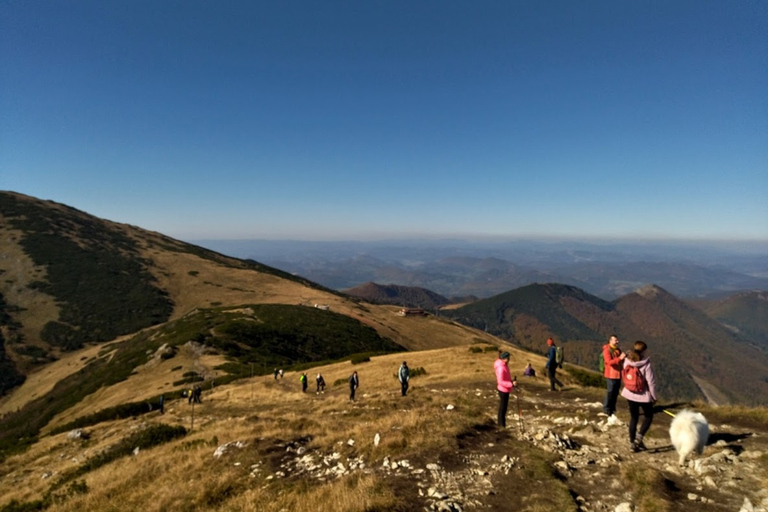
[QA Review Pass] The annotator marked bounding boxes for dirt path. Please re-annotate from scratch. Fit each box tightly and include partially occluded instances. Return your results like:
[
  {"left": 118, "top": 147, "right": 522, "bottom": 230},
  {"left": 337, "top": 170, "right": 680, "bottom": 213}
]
[{"left": 376, "top": 379, "right": 768, "bottom": 511}]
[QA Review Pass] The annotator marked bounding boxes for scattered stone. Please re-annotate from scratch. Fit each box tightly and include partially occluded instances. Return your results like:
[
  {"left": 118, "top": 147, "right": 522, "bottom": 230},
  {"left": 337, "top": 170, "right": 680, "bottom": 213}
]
[
  {"left": 347, "top": 439, "right": 355, "bottom": 446},
  {"left": 374, "top": 433, "right": 381, "bottom": 447},
  {"left": 213, "top": 441, "right": 246, "bottom": 458},
  {"left": 133, "top": 447, "right": 140, "bottom": 456},
  {"left": 688, "top": 493, "right": 699, "bottom": 501},
  {"left": 445, "top": 405, "right": 455, "bottom": 411},
  {"left": 614, "top": 503, "right": 633, "bottom": 512}
]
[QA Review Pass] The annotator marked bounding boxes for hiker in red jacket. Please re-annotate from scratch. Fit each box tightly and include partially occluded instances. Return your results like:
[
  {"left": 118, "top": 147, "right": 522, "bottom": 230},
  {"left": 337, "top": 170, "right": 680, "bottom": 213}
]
[
  {"left": 495, "top": 351, "right": 514, "bottom": 427},
  {"left": 621, "top": 341, "right": 657, "bottom": 452},
  {"left": 602, "top": 335, "right": 626, "bottom": 417}
]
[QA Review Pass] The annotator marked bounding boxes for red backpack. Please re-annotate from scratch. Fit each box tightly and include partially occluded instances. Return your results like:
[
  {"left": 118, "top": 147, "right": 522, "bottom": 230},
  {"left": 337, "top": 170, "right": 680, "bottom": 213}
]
[{"left": 622, "top": 364, "right": 646, "bottom": 393}]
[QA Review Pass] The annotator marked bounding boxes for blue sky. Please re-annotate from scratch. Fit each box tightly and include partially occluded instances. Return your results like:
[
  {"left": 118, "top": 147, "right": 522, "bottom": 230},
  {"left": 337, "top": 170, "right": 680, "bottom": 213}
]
[{"left": 2, "top": 1, "right": 766, "bottom": 241}]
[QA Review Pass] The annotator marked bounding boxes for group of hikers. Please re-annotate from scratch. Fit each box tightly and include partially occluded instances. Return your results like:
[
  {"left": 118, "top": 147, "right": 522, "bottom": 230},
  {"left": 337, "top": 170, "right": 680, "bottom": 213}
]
[
  {"left": 292, "top": 362, "right": 411, "bottom": 401},
  {"left": 496, "top": 335, "right": 657, "bottom": 453}
]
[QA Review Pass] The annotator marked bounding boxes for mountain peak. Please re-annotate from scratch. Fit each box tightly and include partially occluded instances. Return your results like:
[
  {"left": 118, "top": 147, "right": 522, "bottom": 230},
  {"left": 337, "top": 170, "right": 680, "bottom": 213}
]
[{"left": 634, "top": 284, "right": 668, "bottom": 299}]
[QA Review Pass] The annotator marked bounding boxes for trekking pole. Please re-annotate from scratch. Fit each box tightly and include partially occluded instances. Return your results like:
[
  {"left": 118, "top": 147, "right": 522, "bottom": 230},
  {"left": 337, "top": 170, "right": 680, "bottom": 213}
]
[
  {"left": 662, "top": 409, "right": 676, "bottom": 418},
  {"left": 191, "top": 399, "right": 195, "bottom": 432},
  {"left": 513, "top": 378, "right": 525, "bottom": 437}
]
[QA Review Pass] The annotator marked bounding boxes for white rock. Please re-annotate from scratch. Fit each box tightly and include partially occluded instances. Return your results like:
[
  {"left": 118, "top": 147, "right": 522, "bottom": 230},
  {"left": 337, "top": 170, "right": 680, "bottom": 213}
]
[
  {"left": 687, "top": 493, "right": 699, "bottom": 501},
  {"left": 614, "top": 503, "right": 633, "bottom": 512},
  {"left": 374, "top": 433, "right": 381, "bottom": 447},
  {"left": 426, "top": 463, "right": 441, "bottom": 471},
  {"left": 739, "top": 497, "right": 754, "bottom": 512},
  {"left": 347, "top": 439, "right": 355, "bottom": 446},
  {"left": 133, "top": 447, "right": 140, "bottom": 456},
  {"left": 67, "top": 429, "right": 86, "bottom": 440},
  {"left": 446, "top": 404, "right": 455, "bottom": 410}
]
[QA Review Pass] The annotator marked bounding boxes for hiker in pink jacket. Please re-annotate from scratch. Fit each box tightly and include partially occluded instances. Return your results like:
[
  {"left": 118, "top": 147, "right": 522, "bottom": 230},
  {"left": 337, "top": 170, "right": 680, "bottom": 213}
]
[
  {"left": 495, "top": 351, "right": 514, "bottom": 427},
  {"left": 621, "top": 341, "right": 657, "bottom": 452}
]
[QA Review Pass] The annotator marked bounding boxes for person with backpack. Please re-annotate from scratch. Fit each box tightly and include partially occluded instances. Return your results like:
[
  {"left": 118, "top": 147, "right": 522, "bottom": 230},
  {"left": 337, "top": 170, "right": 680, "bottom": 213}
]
[
  {"left": 494, "top": 351, "right": 514, "bottom": 427},
  {"left": 601, "top": 334, "right": 626, "bottom": 417},
  {"left": 349, "top": 371, "right": 359, "bottom": 401},
  {"left": 544, "top": 338, "right": 563, "bottom": 391},
  {"left": 398, "top": 361, "right": 410, "bottom": 397},
  {"left": 316, "top": 373, "right": 326, "bottom": 393},
  {"left": 621, "top": 341, "right": 657, "bottom": 452},
  {"left": 300, "top": 373, "right": 308, "bottom": 393}
]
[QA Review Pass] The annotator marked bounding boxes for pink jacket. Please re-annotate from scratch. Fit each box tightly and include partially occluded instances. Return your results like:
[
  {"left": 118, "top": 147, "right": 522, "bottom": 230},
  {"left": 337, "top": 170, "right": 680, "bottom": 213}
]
[
  {"left": 495, "top": 358, "right": 514, "bottom": 393},
  {"left": 620, "top": 357, "right": 657, "bottom": 403}
]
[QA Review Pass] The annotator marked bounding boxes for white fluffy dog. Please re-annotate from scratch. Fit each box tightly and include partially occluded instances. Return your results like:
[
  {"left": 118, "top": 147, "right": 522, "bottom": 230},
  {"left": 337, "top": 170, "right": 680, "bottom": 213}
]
[{"left": 669, "top": 409, "right": 709, "bottom": 466}]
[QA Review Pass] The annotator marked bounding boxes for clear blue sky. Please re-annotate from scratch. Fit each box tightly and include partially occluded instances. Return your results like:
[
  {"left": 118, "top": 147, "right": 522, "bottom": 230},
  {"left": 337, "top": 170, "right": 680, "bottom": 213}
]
[{"left": 2, "top": 1, "right": 766, "bottom": 241}]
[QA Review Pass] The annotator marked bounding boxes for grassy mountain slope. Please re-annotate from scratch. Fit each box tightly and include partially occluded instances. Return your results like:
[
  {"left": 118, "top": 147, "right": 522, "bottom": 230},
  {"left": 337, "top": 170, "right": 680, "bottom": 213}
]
[
  {"left": 614, "top": 285, "right": 768, "bottom": 405},
  {"left": 1, "top": 343, "right": 767, "bottom": 512},
  {"left": 343, "top": 282, "right": 450, "bottom": 309},
  {"left": 445, "top": 283, "right": 768, "bottom": 405},
  {"left": 0, "top": 192, "right": 469, "bottom": 395},
  {"left": 0, "top": 304, "right": 404, "bottom": 459},
  {"left": 692, "top": 291, "right": 768, "bottom": 349}
]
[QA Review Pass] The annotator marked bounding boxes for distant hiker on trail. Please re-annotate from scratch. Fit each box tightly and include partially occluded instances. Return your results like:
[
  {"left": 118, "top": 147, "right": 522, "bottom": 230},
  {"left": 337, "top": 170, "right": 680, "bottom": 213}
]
[
  {"left": 621, "top": 341, "right": 657, "bottom": 452},
  {"left": 544, "top": 338, "right": 563, "bottom": 391},
  {"left": 495, "top": 351, "right": 514, "bottom": 427},
  {"left": 159, "top": 395, "right": 165, "bottom": 415},
  {"left": 274, "top": 368, "right": 279, "bottom": 380},
  {"left": 279, "top": 369, "right": 284, "bottom": 379},
  {"left": 300, "top": 373, "right": 308, "bottom": 393},
  {"left": 316, "top": 373, "right": 326, "bottom": 393},
  {"left": 523, "top": 362, "right": 536, "bottom": 377},
  {"left": 349, "top": 371, "right": 359, "bottom": 401},
  {"left": 399, "top": 361, "right": 410, "bottom": 396},
  {"left": 602, "top": 334, "right": 626, "bottom": 417},
  {"left": 192, "top": 385, "right": 202, "bottom": 403},
  {"left": 188, "top": 388, "right": 195, "bottom": 404}
]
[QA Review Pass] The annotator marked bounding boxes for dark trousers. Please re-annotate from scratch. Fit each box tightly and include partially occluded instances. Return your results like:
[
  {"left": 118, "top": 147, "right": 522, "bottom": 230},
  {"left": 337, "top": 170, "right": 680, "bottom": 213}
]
[
  {"left": 401, "top": 381, "right": 409, "bottom": 396},
  {"left": 627, "top": 400, "right": 654, "bottom": 442},
  {"left": 548, "top": 366, "right": 561, "bottom": 390},
  {"left": 604, "top": 378, "right": 621, "bottom": 415},
  {"left": 350, "top": 386, "right": 356, "bottom": 400},
  {"left": 497, "top": 391, "right": 510, "bottom": 427}
]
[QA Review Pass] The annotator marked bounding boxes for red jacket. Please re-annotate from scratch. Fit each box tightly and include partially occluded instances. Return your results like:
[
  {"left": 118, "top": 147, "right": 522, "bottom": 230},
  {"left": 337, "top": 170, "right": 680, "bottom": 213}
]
[
  {"left": 495, "top": 358, "right": 514, "bottom": 393},
  {"left": 602, "top": 344, "right": 623, "bottom": 380}
]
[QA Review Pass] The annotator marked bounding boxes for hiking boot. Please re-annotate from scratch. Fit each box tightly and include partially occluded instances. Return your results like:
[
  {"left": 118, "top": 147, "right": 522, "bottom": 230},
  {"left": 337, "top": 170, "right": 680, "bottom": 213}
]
[
  {"left": 630, "top": 441, "right": 639, "bottom": 453},
  {"left": 634, "top": 439, "right": 647, "bottom": 451}
]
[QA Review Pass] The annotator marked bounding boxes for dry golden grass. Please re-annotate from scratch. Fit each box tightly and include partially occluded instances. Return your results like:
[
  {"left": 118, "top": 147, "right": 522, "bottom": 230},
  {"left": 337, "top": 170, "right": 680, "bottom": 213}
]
[
  {"left": 1, "top": 341, "right": 552, "bottom": 512},
  {"left": 0, "top": 227, "right": 60, "bottom": 364},
  {"left": 0, "top": 343, "right": 104, "bottom": 415}
]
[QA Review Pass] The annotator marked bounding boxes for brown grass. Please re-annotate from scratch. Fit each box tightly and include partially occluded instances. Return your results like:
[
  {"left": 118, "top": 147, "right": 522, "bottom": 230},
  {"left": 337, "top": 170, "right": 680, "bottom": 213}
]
[{"left": 1, "top": 342, "right": 556, "bottom": 512}]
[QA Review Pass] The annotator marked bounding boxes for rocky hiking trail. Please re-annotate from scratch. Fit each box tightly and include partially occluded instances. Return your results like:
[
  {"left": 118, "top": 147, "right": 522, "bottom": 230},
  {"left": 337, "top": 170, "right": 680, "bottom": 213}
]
[{"left": 211, "top": 376, "right": 768, "bottom": 512}]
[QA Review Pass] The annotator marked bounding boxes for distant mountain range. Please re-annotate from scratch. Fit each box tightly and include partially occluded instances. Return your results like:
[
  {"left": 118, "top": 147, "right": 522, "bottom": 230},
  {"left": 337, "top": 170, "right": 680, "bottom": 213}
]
[
  {"left": 196, "top": 239, "right": 768, "bottom": 300},
  {"left": 442, "top": 283, "right": 768, "bottom": 405},
  {"left": 1, "top": 190, "right": 766, "bottom": 418},
  {"left": 692, "top": 291, "right": 768, "bottom": 351},
  {"left": 343, "top": 282, "right": 456, "bottom": 310}
]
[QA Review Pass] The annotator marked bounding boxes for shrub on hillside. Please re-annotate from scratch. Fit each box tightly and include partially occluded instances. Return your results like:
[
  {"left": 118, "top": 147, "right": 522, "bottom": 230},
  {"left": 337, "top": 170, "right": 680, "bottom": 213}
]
[
  {"left": 564, "top": 365, "right": 603, "bottom": 388},
  {"left": 55, "top": 424, "right": 187, "bottom": 487}
]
